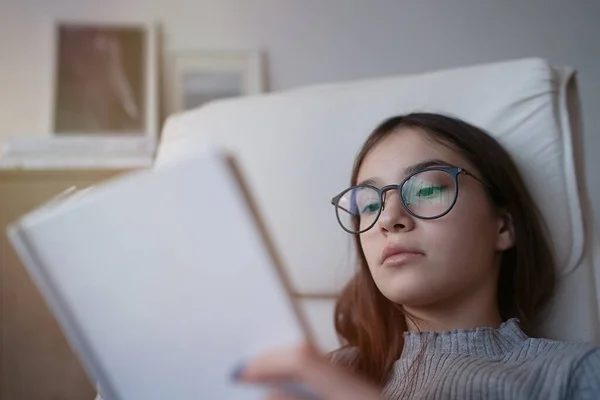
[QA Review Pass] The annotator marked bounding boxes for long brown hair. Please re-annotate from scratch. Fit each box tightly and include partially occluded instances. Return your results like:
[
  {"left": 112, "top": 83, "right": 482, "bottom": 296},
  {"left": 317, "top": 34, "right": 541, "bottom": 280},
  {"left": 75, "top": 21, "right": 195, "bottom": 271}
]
[{"left": 333, "top": 113, "right": 557, "bottom": 385}]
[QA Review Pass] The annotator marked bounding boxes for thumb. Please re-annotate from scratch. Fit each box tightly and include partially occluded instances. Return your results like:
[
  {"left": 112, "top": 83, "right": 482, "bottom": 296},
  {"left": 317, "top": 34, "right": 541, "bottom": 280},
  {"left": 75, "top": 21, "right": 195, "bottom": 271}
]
[{"left": 236, "top": 343, "right": 381, "bottom": 400}]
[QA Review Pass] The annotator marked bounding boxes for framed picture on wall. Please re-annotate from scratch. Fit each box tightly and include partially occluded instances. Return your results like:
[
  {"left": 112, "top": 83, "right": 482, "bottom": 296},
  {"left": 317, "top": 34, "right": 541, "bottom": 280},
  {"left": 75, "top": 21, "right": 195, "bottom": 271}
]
[
  {"left": 167, "top": 50, "right": 266, "bottom": 115},
  {"left": 50, "top": 21, "right": 158, "bottom": 144}
]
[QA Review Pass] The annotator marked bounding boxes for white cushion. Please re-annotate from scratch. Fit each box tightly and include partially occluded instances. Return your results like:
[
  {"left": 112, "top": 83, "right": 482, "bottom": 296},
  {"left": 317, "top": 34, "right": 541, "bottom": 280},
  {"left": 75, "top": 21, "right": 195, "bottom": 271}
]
[
  {"left": 157, "top": 58, "right": 600, "bottom": 349},
  {"left": 158, "top": 58, "right": 582, "bottom": 291}
]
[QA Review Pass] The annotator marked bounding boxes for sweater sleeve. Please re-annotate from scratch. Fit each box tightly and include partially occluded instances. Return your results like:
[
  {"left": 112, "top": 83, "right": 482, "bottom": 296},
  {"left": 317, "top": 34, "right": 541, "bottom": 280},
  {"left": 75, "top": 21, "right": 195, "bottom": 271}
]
[{"left": 568, "top": 347, "right": 600, "bottom": 399}]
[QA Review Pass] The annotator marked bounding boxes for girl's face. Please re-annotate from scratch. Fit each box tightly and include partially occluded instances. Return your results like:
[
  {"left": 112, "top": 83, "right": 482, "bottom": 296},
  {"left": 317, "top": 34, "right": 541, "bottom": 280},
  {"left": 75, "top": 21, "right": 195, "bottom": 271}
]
[{"left": 356, "top": 128, "right": 514, "bottom": 308}]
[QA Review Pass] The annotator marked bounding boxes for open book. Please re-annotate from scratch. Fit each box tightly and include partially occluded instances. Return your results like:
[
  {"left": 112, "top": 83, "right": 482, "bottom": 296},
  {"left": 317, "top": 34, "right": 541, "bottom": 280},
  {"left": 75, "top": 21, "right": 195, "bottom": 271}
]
[{"left": 7, "top": 151, "right": 312, "bottom": 399}]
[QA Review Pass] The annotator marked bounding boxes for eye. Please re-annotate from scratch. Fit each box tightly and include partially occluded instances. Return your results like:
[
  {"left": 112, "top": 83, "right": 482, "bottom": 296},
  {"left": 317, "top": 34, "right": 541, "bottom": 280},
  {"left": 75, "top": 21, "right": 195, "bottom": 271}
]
[
  {"left": 416, "top": 185, "right": 446, "bottom": 197},
  {"left": 351, "top": 187, "right": 380, "bottom": 215},
  {"left": 361, "top": 202, "right": 381, "bottom": 214},
  {"left": 361, "top": 203, "right": 379, "bottom": 214}
]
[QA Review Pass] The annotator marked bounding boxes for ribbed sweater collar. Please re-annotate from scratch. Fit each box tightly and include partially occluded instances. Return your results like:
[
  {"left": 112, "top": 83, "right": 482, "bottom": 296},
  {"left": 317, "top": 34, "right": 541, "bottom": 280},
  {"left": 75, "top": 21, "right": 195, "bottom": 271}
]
[{"left": 401, "top": 318, "right": 528, "bottom": 358}]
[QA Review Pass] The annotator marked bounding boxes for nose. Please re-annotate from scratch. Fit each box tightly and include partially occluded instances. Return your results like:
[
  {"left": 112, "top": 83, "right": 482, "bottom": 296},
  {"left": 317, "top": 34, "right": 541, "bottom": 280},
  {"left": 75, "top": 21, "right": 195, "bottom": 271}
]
[{"left": 377, "top": 188, "right": 415, "bottom": 233}]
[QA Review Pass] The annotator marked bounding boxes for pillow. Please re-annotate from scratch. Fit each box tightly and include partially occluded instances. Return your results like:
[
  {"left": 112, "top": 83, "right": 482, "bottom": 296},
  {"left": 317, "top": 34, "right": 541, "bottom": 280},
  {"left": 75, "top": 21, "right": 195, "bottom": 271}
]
[{"left": 156, "top": 58, "right": 584, "bottom": 297}]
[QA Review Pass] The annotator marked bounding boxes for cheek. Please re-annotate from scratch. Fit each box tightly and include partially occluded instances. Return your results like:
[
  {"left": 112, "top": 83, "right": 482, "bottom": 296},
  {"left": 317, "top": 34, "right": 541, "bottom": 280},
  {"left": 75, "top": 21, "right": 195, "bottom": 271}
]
[
  {"left": 426, "top": 200, "right": 498, "bottom": 264},
  {"left": 358, "top": 231, "right": 383, "bottom": 271}
]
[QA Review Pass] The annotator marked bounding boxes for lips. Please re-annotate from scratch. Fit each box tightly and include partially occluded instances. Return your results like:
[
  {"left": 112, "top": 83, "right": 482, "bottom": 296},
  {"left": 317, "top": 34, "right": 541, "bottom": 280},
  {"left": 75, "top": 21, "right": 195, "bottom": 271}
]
[{"left": 380, "top": 244, "right": 425, "bottom": 266}]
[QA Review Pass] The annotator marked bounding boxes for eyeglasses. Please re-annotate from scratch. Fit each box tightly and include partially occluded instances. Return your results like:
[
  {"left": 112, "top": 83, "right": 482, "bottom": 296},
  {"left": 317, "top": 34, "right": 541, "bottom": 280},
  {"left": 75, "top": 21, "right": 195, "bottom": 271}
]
[{"left": 331, "top": 166, "right": 490, "bottom": 234}]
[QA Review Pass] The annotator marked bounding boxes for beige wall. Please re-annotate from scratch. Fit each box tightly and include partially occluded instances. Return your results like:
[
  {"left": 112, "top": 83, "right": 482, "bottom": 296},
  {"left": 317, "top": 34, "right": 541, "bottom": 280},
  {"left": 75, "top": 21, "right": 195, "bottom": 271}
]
[{"left": 1, "top": 0, "right": 600, "bottom": 222}]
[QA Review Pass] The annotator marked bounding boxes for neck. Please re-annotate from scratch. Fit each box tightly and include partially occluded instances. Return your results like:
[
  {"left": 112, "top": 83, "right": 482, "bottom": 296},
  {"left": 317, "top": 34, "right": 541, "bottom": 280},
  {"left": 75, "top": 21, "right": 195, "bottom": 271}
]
[{"left": 402, "top": 272, "right": 502, "bottom": 332}]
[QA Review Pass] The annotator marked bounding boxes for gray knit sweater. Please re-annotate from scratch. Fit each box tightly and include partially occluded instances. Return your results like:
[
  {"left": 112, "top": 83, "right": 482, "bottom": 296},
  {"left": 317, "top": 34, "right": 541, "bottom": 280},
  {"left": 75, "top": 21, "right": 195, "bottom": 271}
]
[{"left": 336, "top": 319, "right": 600, "bottom": 399}]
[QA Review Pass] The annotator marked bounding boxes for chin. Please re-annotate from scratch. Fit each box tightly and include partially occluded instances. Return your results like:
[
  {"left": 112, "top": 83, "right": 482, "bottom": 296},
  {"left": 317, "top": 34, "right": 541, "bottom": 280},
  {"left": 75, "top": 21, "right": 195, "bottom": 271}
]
[
  {"left": 376, "top": 279, "right": 443, "bottom": 307},
  {"left": 383, "top": 293, "right": 438, "bottom": 307}
]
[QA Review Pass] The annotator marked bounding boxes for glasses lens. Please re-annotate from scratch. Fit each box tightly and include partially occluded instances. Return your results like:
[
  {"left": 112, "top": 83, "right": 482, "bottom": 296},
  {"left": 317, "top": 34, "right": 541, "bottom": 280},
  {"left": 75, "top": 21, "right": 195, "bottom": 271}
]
[
  {"left": 335, "top": 186, "right": 381, "bottom": 233},
  {"left": 401, "top": 170, "right": 456, "bottom": 218}
]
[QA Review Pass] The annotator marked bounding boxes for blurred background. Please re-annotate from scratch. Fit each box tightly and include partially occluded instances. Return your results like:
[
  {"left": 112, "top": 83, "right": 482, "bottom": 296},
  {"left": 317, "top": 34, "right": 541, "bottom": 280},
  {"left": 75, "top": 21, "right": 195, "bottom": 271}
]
[
  {"left": 0, "top": 1, "right": 598, "bottom": 399},
  {"left": 1, "top": 0, "right": 599, "bottom": 213}
]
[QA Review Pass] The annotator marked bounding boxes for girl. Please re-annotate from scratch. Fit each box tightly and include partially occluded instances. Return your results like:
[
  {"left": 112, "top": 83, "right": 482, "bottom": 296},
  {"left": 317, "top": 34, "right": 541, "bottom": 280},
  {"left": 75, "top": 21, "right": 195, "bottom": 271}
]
[{"left": 236, "top": 113, "right": 600, "bottom": 399}]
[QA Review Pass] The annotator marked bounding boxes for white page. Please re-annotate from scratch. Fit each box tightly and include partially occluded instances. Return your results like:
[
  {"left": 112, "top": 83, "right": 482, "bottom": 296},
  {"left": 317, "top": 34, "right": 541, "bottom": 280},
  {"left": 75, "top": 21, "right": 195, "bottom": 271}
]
[{"left": 8, "top": 151, "right": 309, "bottom": 400}]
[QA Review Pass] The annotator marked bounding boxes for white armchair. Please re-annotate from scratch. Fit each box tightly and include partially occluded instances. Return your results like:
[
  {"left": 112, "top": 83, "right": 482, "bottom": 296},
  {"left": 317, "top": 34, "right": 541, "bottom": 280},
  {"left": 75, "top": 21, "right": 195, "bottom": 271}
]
[{"left": 157, "top": 58, "right": 600, "bottom": 351}]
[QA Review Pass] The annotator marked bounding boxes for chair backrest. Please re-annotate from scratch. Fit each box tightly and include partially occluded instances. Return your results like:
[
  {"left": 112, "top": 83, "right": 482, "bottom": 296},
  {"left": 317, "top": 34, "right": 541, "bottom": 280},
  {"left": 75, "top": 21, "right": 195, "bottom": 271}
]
[{"left": 156, "top": 58, "right": 600, "bottom": 350}]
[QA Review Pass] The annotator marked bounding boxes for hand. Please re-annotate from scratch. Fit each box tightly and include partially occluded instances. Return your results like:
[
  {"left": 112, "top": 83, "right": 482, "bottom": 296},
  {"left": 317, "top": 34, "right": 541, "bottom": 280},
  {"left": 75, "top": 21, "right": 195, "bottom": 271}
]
[{"left": 234, "top": 343, "right": 381, "bottom": 400}]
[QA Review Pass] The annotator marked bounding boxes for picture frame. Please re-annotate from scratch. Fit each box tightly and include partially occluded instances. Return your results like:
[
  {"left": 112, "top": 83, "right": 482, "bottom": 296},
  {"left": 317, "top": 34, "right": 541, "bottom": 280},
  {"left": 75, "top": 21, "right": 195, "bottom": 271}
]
[
  {"left": 167, "top": 50, "right": 266, "bottom": 115},
  {"left": 49, "top": 20, "right": 158, "bottom": 149}
]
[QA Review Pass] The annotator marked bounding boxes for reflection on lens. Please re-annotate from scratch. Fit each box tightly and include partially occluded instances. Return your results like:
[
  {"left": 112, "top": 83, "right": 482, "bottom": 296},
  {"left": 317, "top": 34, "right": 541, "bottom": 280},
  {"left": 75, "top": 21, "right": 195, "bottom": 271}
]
[
  {"left": 402, "top": 170, "right": 456, "bottom": 218},
  {"left": 335, "top": 186, "right": 380, "bottom": 233}
]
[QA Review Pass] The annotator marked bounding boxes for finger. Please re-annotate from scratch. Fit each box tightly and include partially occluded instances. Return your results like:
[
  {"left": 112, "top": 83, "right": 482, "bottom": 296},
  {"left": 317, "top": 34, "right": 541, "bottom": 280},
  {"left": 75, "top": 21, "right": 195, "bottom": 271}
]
[
  {"left": 240, "top": 342, "right": 318, "bottom": 382},
  {"left": 239, "top": 344, "right": 380, "bottom": 400},
  {"left": 266, "top": 388, "right": 305, "bottom": 400},
  {"left": 241, "top": 344, "right": 320, "bottom": 382}
]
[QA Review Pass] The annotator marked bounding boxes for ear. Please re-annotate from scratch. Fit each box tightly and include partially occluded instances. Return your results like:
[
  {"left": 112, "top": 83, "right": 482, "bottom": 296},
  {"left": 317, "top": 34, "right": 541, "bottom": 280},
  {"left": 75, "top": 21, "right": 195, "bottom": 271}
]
[{"left": 495, "top": 210, "right": 515, "bottom": 251}]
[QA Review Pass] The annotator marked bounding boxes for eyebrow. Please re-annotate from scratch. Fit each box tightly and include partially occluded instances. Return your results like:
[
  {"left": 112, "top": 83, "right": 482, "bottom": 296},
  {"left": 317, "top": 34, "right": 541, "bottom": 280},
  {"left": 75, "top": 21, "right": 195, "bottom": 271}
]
[{"left": 358, "top": 158, "right": 455, "bottom": 186}]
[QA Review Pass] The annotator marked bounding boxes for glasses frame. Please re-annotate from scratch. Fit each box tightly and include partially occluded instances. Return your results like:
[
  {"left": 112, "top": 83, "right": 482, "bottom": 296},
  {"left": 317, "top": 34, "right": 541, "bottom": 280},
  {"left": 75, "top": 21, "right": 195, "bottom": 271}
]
[{"left": 331, "top": 166, "right": 491, "bottom": 234}]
